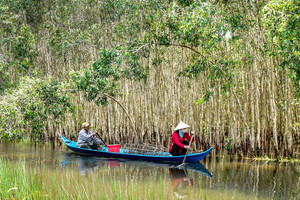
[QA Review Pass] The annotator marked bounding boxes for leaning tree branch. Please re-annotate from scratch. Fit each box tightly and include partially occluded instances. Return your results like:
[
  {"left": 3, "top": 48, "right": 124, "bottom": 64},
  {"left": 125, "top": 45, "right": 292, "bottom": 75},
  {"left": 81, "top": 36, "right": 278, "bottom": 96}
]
[
  {"left": 132, "top": 42, "right": 215, "bottom": 65},
  {"left": 104, "top": 94, "right": 139, "bottom": 143},
  {"left": 167, "top": 43, "right": 216, "bottom": 65}
]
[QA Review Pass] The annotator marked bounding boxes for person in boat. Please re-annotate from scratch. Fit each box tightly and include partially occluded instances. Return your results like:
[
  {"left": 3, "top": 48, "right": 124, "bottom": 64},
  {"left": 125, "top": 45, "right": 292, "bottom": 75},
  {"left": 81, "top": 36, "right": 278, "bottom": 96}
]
[
  {"left": 77, "top": 122, "right": 103, "bottom": 150},
  {"left": 169, "top": 121, "right": 194, "bottom": 156}
]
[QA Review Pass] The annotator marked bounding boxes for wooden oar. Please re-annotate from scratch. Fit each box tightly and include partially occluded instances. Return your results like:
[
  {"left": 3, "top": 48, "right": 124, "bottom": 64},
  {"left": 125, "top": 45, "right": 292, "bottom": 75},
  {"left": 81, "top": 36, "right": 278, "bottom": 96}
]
[
  {"left": 178, "top": 135, "right": 194, "bottom": 168},
  {"left": 96, "top": 132, "right": 107, "bottom": 147}
]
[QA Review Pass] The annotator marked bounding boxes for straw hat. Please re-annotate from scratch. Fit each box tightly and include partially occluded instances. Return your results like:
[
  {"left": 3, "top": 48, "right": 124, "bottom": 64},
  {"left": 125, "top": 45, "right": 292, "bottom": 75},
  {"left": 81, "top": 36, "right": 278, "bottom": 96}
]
[
  {"left": 174, "top": 121, "right": 190, "bottom": 131},
  {"left": 82, "top": 122, "right": 90, "bottom": 128}
]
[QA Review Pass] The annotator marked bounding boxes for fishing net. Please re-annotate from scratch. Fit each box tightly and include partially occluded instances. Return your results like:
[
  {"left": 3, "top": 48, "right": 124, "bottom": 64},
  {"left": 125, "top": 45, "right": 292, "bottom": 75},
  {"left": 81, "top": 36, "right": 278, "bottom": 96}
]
[{"left": 122, "top": 143, "right": 169, "bottom": 156}]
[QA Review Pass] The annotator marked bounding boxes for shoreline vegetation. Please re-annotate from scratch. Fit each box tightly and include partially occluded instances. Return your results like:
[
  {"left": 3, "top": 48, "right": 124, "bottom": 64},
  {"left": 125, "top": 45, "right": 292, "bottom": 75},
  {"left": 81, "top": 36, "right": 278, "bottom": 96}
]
[{"left": 0, "top": 0, "right": 299, "bottom": 160}]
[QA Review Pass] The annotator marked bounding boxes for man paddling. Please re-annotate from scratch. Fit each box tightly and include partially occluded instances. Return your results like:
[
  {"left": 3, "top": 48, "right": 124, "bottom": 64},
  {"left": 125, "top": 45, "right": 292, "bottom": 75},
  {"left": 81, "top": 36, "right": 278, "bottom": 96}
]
[
  {"left": 77, "top": 122, "right": 103, "bottom": 149},
  {"left": 169, "top": 121, "right": 194, "bottom": 156}
]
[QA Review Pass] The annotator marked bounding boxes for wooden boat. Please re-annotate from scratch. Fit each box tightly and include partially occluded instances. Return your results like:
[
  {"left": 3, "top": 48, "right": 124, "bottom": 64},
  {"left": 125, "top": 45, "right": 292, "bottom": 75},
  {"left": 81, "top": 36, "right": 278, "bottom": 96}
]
[{"left": 61, "top": 135, "right": 212, "bottom": 163}]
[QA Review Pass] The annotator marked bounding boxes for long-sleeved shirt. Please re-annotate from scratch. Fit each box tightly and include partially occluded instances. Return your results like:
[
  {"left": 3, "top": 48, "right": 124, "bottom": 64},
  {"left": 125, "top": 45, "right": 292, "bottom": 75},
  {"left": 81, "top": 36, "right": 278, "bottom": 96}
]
[
  {"left": 169, "top": 131, "right": 194, "bottom": 152},
  {"left": 77, "top": 129, "right": 102, "bottom": 147}
]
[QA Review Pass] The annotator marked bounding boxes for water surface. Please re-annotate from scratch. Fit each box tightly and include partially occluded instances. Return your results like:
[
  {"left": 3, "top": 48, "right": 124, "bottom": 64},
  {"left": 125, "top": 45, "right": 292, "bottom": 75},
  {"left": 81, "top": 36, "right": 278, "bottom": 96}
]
[{"left": 0, "top": 143, "right": 298, "bottom": 199}]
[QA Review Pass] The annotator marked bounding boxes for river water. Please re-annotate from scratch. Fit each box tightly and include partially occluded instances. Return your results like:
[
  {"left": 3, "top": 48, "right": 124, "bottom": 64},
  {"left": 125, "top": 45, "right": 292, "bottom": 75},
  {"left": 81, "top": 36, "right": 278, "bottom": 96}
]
[{"left": 0, "top": 143, "right": 299, "bottom": 199}]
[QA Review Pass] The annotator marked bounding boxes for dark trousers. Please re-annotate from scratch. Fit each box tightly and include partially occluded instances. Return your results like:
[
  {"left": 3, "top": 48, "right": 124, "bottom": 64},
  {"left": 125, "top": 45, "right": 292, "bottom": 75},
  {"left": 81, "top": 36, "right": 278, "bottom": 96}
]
[
  {"left": 170, "top": 140, "right": 189, "bottom": 156},
  {"left": 80, "top": 143, "right": 101, "bottom": 150}
]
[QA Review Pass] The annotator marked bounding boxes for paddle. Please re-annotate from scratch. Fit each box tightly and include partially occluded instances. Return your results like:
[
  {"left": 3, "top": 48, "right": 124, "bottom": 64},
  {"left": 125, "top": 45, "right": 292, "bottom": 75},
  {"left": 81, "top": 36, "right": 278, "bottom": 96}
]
[
  {"left": 95, "top": 132, "right": 107, "bottom": 147},
  {"left": 178, "top": 135, "right": 194, "bottom": 168}
]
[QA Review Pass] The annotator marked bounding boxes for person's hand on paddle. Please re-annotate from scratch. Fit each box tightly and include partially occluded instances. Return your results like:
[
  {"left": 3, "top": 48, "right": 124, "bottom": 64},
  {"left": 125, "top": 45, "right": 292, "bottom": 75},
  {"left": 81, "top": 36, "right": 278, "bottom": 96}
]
[
  {"left": 92, "top": 131, "right": 107, "bottom": 147},
  {"left": 184, "top": 145, "right": 192, "bottom": 150},
  {"left": 184, "top": 131, "right": 194, "bottom": 150},
  {"left": 92, "top": 130, "right": 98, "bottom": 135}
]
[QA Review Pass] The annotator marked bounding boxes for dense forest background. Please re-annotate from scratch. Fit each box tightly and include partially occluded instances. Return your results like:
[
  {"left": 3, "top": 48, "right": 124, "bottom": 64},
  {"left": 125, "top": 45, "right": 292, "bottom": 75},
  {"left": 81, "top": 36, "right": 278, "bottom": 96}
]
[{"left": 0, "top": 0, "right": 299, "bottom": 158}]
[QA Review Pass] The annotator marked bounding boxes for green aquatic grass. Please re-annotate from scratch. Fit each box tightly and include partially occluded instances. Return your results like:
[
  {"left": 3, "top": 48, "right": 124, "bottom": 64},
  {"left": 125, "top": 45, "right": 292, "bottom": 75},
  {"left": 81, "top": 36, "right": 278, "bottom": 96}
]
[{"left": 0, "top": 158, "right": 44, "bottom": 199}]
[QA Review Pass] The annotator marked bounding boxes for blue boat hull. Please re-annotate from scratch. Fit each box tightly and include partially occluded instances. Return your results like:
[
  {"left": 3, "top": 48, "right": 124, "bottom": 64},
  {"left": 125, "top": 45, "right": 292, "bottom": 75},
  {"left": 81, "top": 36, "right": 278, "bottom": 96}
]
[{"left": 61, "top": 135, "right": 212, "bottom": 163}]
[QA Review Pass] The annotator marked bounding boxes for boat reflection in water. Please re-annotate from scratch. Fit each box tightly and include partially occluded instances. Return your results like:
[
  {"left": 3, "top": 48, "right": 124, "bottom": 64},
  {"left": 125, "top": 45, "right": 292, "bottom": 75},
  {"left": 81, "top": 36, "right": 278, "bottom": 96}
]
[
  {"left": 61, "top": 153, "right": 120, "bottom": 176},
  {"left": 61, "top": 153, "right": 212, "bottom": 192},
  {"left": 77, "top": 156, "right": 112, "bottom": 175}
]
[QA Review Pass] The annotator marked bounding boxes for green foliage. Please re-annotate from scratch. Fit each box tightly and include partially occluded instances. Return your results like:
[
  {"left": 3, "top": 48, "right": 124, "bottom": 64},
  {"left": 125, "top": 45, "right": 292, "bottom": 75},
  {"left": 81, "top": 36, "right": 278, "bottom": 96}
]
[
  {"left": 45, "top": 1, "right": 92, "bottom": 59},
  {"left": 168, "top": 2, "right": 224, "bottom": 48},
  {"left": 0, "top": 2, "right": 38, "bottom": 73},
  {"left": 0, "top": 64, "right": 11, "bottom": 93},
  {"left": 178, "top": 57, "right": 235, "bottom": 101},
  {"left": 178, "top": 58, "right": 209, "bottom": 79},
  {"left": 169, "top": 2, "right": 238, "bottom": 100},
  {"left": 0, "top": 6, "right": 17, "bottom": 35},
  {"left": 10, "top": 24, "right": 37, "bottom": 72},
  {"left": 195, "top": 98, "right": 205, "bottom": 105},
  {"left": 72, "top": 48, "right": 147, "bottom": 105},
  {"left": 0, "top": 6, "right": 23, "bottom": 91},
  {"left": 72, "top": 49, "right": 120, "bottom": 105},
  {"left": 0, "top": 77, "right": 74, "bottom": 142},
  {"left": 262, "top": 0, "right": 300, "bottom": 97},
  {"left": 48, "top": 27, "right": 90, "bottom": 58},
  {"left": 107, "top": 0, "right": 238, "bottom": 102},
  {"left": 0, "top": 78, "right": 36, "bottom": 142},
  {"left": 175, "top": 0, "right": 194, "bottom": 7},
  {"left": 37, "top": 79, "right": 75, "bottom": 121},
  {"left": 0, "top": 0, "right": 46, "bottom": 33},
  {"left": 225, "top": 137, "right": 232, "bottom": 151},
  {"left": 18, "top": 83, "right": 47, "bottom": 140}
]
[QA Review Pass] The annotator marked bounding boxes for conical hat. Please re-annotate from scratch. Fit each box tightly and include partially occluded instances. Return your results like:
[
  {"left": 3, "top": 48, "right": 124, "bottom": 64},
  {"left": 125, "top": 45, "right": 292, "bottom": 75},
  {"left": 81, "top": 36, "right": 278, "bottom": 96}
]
[{"left": 174, "top": 121, "right": 190, "bottom": 131}]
